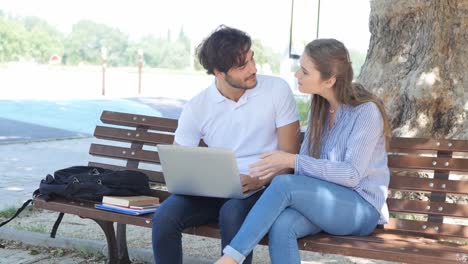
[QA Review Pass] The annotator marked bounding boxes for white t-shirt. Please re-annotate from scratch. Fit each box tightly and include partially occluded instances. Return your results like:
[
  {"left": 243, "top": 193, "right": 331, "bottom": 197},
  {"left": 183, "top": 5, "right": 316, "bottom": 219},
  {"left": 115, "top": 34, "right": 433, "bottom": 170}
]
[{"left": 174, "top": 75, "right": 298, "bottom": 174}]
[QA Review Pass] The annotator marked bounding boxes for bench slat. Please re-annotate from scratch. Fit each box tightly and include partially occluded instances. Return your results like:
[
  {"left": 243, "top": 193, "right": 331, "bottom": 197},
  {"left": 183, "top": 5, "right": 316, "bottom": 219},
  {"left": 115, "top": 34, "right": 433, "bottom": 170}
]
[
  {"left": 94, "top": 126, "right": 174, "bottom": 145},
  {"left": 390, "top": 137, "right": 468, "bottom": 152},
  {"left": 100, "top": 111, "right": 177, "bottom": 132},
  {"left": 387, "top": 198, "right": 468, "bottom": 217},
  {"left": 88, "top": 162, "right": 165, "bottom": 183},
  {"left": 34, "top": 197, "right": 466, "bottom": 264},
  {"left": 389, "top": 175, "right": 468, "bottom": 194},
  {"left": 299, "top": 233, "right": 466, "bottom": 264},
  {"left": 34, "top": 197, "right": 154, "bottom": 228},
  {"left": 89, "top": 144, "right": 160, "bottom": 163},
  {"left": 384, "top": 218, "right": 468, "bottom": 238},
  {"left": 388, "top": 155, "right": 468, "bottom": 172}
]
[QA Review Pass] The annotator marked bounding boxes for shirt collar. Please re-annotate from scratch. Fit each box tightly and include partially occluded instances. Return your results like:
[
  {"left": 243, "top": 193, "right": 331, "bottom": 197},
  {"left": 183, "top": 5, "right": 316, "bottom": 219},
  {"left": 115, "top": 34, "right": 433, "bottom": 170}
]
[{"left": 208, "top": 80, "right": 226, "bottom": 103}]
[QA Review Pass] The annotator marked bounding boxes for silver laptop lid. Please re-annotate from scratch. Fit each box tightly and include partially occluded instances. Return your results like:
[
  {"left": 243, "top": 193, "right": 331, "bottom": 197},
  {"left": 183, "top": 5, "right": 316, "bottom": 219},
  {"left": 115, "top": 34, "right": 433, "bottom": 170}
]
[{"left": 158, "top": 144, "right": 251, "bottom": 199}]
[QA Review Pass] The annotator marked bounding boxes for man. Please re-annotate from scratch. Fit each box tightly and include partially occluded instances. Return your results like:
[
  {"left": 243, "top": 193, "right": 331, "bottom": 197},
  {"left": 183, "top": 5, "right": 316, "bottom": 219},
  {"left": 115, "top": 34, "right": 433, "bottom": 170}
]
[{"left": 152, "top": 25, "right": 300, "bottom": 264}]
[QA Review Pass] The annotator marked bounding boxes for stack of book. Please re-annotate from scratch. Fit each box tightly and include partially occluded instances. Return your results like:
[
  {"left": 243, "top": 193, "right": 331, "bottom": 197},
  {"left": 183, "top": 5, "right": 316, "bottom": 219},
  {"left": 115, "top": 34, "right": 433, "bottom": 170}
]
[{"left": 95, "top": 195, "right": 160, "bottom": 215}]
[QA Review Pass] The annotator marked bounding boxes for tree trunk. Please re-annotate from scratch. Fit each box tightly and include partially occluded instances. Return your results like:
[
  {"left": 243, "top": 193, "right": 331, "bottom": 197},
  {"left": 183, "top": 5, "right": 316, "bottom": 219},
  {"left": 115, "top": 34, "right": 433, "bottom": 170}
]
[{"left": 358, "top": 0, "right": 468, "bottom": 138}]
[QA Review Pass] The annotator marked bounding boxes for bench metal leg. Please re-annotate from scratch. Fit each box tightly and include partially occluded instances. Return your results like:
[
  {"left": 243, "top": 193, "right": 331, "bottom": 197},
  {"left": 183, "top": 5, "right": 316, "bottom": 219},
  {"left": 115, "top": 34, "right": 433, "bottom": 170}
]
[
  {"left": 116, "top": 223, "right": 130, "bottom": 262},
  {"left": 92, "top": 219, "right": 131, "bottom": 264}
]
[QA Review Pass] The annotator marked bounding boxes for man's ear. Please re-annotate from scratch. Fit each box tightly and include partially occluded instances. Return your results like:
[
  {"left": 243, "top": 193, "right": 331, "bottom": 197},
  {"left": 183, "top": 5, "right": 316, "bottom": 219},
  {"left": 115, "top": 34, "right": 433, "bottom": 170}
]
[{"left": 213, "top": 69, "right": 225, "bottom": 79}]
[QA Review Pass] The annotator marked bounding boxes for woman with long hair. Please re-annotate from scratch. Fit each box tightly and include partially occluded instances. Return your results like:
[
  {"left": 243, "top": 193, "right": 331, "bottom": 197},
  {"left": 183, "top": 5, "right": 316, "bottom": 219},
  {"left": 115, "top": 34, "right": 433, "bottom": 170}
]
[{"left": 215, "top": 38, "right": 391, "bottom": 264}]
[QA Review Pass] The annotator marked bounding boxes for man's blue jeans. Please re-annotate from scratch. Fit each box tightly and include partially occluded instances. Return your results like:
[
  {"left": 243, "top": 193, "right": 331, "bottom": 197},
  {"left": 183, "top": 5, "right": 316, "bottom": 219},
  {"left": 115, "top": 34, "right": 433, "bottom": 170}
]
[
  {"left": 223, "top": 174, "right": 380, "bottom": 264},
  {"left": 152, "top": 191, "right": 263, "bottom": 264}
]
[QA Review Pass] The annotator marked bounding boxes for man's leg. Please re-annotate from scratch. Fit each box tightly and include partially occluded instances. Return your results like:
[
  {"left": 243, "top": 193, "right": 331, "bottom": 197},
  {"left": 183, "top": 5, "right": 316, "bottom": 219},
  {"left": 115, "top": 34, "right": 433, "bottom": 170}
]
[
  {"left": 152, "top": 194, "right": 224, "bottom": 264},
  {"left": 218, "top": 190, "right": 263, "bottom": 264}
]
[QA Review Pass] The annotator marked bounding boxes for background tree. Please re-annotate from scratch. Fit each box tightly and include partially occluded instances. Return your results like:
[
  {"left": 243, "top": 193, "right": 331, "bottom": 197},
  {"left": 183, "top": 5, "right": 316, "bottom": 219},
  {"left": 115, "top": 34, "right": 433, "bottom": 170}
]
[
  {"left": 133, "top": 28, "right": 191, "bottom": 69},
  {"left": 21, "top": 16, "right": 64, "bottom": 63},
  {"left": 0, "top": 17, "right": 28, "bottom": 62},
  {"left": 65, "top": 20, "right": 129, "bottom": 66},
  {"left": 358, "top": 0, "right": 468, "bottom": 138},
  {"left": 0, "top": 15, "right": 63, "bottom": 63},
  {"left": 252, "top": 38, "right": 281, "bottom": 74}
]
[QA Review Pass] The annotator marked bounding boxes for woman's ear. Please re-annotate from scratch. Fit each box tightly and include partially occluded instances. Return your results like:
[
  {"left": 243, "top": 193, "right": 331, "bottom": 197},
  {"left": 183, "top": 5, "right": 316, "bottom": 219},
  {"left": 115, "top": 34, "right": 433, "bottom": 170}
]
[{"left": 325, "top": 76, "right": 336, "bottom": 89}]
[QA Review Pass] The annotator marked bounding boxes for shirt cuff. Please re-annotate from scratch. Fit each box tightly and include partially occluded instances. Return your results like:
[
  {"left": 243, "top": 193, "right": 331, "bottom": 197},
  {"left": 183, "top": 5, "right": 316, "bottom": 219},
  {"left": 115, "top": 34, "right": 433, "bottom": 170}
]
[{"left": 294, "top": 154, "right": 301, "bottom": 175}]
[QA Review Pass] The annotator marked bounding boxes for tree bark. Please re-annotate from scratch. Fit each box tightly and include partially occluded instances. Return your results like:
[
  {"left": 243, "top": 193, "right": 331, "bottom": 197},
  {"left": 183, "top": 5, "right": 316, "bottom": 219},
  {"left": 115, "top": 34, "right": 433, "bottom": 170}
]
[{"left": 358, "top": 0, "right": 468, "bottom": 138}]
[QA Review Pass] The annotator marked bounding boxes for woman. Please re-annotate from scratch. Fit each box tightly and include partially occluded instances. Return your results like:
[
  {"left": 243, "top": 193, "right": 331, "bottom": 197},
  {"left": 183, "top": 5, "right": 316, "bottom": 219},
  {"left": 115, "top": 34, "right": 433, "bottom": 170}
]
[{"left": 215, "top": 38, "right": 391, "bottom": 264}]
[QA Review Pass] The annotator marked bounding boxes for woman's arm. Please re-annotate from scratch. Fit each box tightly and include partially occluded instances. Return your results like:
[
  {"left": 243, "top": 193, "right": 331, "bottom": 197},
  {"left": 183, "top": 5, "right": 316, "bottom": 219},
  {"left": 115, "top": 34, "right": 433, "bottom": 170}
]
[{"left": 295, "top": 103, "right": 385, "bottom": 187}]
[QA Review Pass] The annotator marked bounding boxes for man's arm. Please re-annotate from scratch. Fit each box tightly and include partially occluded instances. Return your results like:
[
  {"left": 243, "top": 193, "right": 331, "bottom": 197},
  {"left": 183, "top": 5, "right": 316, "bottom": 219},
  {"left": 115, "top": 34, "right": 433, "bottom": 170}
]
[
  {"left": 267, "top": 121, "right": 300, "bottom": 179},
  {"left": 242, "top": 121, "right": 301, "bottom": 191},
  {"left": 278, "top": 121, "right": 300, "bottom": 157}
]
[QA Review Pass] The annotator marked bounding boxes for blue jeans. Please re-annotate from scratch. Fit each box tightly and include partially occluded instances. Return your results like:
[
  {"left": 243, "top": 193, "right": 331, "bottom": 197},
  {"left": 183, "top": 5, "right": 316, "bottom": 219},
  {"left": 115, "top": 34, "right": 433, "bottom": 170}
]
[
  {"left": 223, "top": 174, "right": 380, "bottom": 264},
  {"left": 152, "top": 191, "right": 263, "bottom": 264}
]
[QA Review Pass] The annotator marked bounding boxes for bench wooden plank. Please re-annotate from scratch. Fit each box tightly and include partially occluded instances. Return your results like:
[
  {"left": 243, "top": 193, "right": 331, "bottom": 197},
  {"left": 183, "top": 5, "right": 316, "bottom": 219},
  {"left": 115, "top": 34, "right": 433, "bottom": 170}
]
[
  {"left": 384, "top": 218, "right": 468, "bottom": 238},
  {"left": 89, "top": 144, "right": 160, "bottom": 163},
  {"left": 34, "top": 197, "right": 154, "bottom": 228},
  {"left": 390, "top": 137, "right": 468, "bottom": 152},
  {"left": 389, "top": 175, "right": 468, "bottom": 194},
  {"left": 94, "top": 126, "right": 174, "bottom": 145},
  {"left": 100, "top": 111, "right": 177, "bottom": 132},
  {"left": 299, "top": 234, "right": 466, "bottom": 264},
  {"left": 388, "top": 155, "right": 468, "bottom": 172},
  {"left": 387, "top": 199, "right": 468, "bottom": 217}
]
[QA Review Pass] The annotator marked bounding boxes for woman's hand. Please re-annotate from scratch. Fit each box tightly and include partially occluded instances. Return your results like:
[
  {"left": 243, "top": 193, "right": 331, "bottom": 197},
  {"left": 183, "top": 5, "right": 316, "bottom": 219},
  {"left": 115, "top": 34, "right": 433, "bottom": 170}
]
[{"left": 249, "top": 151, "right": 296, "bottom": 179}]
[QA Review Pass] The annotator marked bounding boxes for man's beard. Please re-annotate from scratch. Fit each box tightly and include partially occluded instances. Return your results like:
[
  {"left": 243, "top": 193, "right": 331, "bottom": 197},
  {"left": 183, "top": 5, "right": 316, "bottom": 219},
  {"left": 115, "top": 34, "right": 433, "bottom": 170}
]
[{"left": 225, "top": 73, "right": 257, "bottom": 90}]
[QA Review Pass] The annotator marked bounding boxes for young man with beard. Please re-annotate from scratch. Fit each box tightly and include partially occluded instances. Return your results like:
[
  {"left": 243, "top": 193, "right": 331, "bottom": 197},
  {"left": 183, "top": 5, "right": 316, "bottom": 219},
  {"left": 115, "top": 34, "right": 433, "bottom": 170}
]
[{"left": 152, "top": 25, "right": 300, "bottom": 264}]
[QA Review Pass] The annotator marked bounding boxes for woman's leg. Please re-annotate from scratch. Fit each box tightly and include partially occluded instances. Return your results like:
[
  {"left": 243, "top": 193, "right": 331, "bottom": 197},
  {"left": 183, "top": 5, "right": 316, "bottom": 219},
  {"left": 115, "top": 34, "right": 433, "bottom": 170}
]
[
  {"left": 223, "top": 174, "right": 380, "bottom": 263},
  {"left": 219, "top": 190, "right": 263, "bottom": 264},
  {"left": 268, "top": 208, "right": 319, "bottom": 264}
]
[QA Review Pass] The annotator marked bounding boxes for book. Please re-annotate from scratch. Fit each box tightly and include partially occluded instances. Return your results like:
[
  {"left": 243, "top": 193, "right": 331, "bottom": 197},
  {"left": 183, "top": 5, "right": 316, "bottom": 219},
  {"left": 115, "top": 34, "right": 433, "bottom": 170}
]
[
  {"left": 95, "top": 203, "right": 158, "bottom": 215},
  {"left": 102, "top": 195, "right": 159, "bottom": 207},
  {"left": 129, "top": 204, "right": 160, "bottom": 210}
]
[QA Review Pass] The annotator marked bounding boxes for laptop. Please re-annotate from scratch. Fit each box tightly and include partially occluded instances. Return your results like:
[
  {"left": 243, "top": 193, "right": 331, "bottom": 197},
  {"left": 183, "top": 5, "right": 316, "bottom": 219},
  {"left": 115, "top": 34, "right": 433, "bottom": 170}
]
[{"left": 157, "top": 144, "right": 262, "bottom": 199}]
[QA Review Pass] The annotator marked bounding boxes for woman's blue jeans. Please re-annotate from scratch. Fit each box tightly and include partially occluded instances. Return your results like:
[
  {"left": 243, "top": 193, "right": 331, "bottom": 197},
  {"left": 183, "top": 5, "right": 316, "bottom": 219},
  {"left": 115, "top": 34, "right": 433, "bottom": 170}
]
[
  {"left": 223, "top": 174, "right": 380, "bottom": 264},
  {"left": 152, "top": 191, "right": 263, "bottom": 264}
]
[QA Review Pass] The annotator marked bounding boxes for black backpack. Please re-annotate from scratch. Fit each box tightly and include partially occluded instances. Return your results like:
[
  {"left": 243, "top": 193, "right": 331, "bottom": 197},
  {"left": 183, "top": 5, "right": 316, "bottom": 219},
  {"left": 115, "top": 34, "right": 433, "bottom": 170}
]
[
  {"left": 0, "top": 166, "right": 153, "bottom": 236},
  {"left": 38, "top": 166, "right": 152, "bottom": 201}
]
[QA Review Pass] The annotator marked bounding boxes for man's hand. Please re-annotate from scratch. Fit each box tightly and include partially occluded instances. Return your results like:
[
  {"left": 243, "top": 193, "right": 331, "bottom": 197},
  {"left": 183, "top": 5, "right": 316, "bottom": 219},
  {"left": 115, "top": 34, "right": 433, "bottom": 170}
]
[{"left": 240, "top": 174, "right": 268, "bottom": 193}]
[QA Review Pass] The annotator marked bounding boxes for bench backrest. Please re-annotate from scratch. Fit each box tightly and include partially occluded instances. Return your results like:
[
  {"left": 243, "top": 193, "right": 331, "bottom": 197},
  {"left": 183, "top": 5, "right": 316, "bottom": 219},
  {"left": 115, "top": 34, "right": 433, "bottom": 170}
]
[{"left": 89, "top": 111, "right": 468, "bottom": 242}]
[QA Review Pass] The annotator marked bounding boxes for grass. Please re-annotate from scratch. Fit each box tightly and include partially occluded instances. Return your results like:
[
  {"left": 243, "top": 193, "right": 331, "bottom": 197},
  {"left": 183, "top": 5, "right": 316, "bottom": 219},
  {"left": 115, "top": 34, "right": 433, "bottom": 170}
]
[
  {"left": 22, "top": 224, "right": 49, "bottom": 233},
  {"left": 77, "top": 246, "right": 106, "bottom": 262},
  {"left": 0, "top": 206, "right": 18, "bottom": 219},
  {"left": 1, "top": 239, "right": 107, "bottom": 263}
]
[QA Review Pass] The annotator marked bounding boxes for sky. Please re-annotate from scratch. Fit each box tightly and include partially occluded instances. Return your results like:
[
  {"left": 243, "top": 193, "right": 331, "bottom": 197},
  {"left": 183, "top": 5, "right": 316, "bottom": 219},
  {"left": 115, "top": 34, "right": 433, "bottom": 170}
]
[{"left": 0, "top": 0, "right": 371, "bottom": 53}]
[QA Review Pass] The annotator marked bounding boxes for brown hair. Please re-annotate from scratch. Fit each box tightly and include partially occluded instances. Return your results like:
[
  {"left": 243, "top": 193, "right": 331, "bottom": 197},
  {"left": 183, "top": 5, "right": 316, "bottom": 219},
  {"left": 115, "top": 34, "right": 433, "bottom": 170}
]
[
  {"left": 304, "top": 39, "right": 391, "bottom": 158},
  {"left": 196, "top": 25, "right": 251, "bottom": 75}
]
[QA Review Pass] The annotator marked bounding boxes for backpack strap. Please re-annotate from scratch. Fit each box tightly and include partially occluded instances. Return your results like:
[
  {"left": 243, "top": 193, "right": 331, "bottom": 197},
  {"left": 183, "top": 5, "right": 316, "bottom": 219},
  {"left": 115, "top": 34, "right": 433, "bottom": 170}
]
[
  {"left": 50, "top": 212, "right": 64, "bottom": 238},
  {"left": 0, "top": 199, "right": 32, "bottom": 228}
]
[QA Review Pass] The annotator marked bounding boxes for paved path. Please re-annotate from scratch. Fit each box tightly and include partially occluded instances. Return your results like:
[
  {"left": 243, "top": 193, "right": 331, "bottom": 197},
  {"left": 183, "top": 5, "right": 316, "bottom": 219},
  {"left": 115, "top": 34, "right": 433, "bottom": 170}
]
[
  {"left": 0, "top": 97, "right": 184, "bottom": 144},
  {"left": 0, "top": 97, "right": 185, "bottom": 263}
]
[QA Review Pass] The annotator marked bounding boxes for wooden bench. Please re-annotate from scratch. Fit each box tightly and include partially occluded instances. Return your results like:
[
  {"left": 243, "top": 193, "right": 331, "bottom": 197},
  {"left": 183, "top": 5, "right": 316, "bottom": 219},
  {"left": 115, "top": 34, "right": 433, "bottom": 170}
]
[{"left": 33, "top": 110, "right": 468, "bottom": 264}]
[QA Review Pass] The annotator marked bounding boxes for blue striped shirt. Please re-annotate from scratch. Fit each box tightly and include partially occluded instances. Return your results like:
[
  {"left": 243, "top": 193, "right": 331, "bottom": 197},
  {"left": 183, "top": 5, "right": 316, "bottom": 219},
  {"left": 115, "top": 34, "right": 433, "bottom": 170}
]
[{"left": 294, "top": 102, "right": 390, "bottom": 224}]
